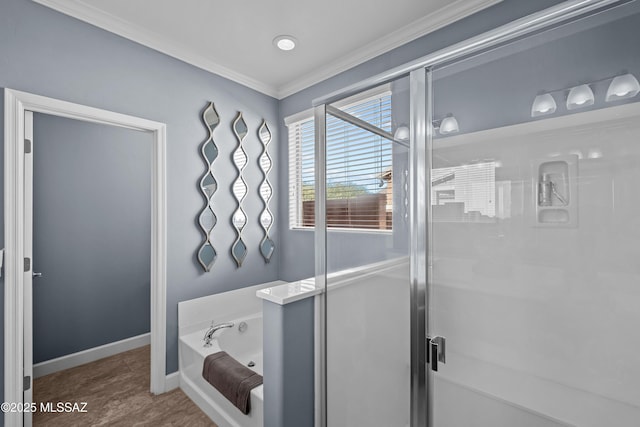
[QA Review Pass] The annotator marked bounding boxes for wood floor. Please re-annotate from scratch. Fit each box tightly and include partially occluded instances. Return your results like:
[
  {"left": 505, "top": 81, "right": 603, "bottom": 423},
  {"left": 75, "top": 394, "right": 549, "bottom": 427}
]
[{"left": 33, "top": 345, "right": 216, "bottom": 426}]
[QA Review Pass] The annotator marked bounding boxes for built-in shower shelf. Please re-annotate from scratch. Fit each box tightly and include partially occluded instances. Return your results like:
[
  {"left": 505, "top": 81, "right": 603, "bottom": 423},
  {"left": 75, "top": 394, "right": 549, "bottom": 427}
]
[
  {"left": 532, "top": 155, "right": 578, "bottom": 227},
  {"left": 538, "top": 208, "right": 570, "bottom": 223}
]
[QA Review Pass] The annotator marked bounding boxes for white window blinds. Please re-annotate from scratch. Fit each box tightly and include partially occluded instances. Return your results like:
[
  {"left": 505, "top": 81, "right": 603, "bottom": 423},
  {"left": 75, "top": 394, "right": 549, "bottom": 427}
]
[
  {"left": 431, "top": 161, "right": 497, "bottom": 222},
  {"left": 288, "top": 93, "right": 393, "bottom": 230}
]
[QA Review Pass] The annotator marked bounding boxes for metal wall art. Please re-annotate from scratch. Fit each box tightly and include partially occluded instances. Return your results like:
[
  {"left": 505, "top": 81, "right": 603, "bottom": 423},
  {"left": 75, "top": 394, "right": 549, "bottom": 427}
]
[
  {"left": 197, "top": 102, "right": 220, "bottom": 272},
  {"left": 230, "top": 112, "right": 249, "bottom": 267},
  {"left": 258, "top": 121, "right": 275, "bottom": 263}
]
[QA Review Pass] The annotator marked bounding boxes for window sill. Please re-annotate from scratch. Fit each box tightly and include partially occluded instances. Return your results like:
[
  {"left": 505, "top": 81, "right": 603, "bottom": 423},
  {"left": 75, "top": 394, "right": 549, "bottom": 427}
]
[{"left": 289, "top": 226, "right": 392, "bottom": 235}]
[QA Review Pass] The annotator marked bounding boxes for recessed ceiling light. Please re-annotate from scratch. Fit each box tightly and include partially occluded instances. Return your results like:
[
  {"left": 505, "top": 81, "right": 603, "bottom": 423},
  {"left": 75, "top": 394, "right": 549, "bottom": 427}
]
[{"left": 273, "top": 35, "right": 297, "bottom": 51}]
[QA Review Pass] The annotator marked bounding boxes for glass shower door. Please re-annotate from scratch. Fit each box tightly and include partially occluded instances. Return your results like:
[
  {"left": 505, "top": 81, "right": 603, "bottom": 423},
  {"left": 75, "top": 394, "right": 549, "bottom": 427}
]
[
  {"left": 320, "top": 77, "right": 414, "bottom": 427},
  {"left": 427, "top": 3, "right": 640, "bottom": 426}
]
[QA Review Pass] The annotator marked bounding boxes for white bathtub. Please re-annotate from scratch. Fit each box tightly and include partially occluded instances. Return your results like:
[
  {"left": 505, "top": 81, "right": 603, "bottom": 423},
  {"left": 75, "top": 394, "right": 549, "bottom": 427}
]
[
  {"left": 180, "top": 314, "right": 264, "bottom": 427},
  {"left": 178, "top": 280, "right": 285, "bottom": 427}
]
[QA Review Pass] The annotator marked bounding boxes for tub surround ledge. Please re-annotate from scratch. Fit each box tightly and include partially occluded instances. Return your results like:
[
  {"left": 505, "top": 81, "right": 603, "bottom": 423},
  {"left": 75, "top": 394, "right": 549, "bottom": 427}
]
[
  {"left": 256, "top": 257, "right": 409, "bottom": 305},
  {"left": 256, "top": 279, "right": 321, "bottom": 305}
]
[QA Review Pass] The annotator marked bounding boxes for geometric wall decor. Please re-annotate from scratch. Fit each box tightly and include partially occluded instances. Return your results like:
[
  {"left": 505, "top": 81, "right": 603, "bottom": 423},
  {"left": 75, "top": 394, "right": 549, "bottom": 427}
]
[
  {"left": 197, "top": 102, "right": 220, "bottom": 272},
  {"left": 230, "top": 112, "right": 249, "bottom": 267},
  {"left": 258, "top": 120, "right": 275, "bottom": 263}
]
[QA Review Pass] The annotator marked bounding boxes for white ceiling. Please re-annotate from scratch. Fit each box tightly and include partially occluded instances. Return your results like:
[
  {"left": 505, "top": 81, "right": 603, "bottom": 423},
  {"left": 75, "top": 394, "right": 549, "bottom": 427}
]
[{"left": 34, "top": 0, "right": 501, "bottom": 99}]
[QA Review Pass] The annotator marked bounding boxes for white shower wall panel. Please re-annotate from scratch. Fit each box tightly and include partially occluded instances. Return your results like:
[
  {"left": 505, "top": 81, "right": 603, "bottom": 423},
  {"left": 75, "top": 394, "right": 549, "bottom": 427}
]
[
  {"left": 430, "top": 103, "right": 640, "bottom": 426},
  {"left": 326, "top": 259, "right": 410, "bottom": 427}
]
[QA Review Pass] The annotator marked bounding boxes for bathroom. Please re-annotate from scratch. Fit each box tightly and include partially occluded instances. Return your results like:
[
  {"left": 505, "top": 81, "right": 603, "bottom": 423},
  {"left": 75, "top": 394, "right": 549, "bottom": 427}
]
[{"left": 2, "top": 0, "right": 640, "bottom": 426}]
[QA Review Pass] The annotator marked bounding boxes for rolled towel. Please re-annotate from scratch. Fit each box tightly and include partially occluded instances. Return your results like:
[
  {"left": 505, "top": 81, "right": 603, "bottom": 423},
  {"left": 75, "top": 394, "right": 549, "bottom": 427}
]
[{"left": 202, "top": 351, "right": 263, "bottom": 414}]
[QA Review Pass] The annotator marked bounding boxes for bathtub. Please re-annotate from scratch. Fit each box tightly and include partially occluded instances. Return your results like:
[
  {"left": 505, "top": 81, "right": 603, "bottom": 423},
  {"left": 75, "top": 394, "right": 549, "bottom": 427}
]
[
  {"left": 178, "top": 280, "right": 285, "bottom": 427},
  {"left": 180, "top": 314, "right": 263, "bottom": 427}
]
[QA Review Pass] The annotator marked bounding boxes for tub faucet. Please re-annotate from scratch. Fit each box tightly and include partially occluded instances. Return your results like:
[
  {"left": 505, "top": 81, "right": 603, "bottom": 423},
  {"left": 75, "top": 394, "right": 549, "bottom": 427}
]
[{"left": 203, "top": 322, "right": 235, "bottom": 347}]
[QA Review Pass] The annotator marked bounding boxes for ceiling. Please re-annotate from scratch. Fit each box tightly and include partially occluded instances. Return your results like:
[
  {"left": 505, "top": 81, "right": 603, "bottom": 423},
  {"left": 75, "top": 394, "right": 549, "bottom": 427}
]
[{"left": 34, "top": 0, "right": 501, "bottom": 99}]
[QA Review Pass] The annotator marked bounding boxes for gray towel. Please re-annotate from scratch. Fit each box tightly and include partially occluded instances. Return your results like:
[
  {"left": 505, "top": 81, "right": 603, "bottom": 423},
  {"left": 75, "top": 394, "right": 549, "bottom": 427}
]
[{"left": 202, "top": 351, "right": 263, "bottom": 414}]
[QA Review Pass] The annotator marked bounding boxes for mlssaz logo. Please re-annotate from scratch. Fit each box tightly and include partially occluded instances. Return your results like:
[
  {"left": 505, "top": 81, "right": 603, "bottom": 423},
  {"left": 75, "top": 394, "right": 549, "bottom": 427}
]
[{"left": 40, "top": 402, "right": 88, "bottom": 413}]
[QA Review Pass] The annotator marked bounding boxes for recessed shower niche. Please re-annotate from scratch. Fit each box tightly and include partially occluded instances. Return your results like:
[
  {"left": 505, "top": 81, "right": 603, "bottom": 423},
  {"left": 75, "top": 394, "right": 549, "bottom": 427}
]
[{"left": 532, "top": 155, "right": 578, "bottom": 227}]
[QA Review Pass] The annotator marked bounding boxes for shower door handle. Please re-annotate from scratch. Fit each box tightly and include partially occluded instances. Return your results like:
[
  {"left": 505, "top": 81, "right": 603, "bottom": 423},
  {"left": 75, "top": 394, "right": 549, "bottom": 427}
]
[{"left": 427, "top": 336, "right": 446, "bottom": 372}]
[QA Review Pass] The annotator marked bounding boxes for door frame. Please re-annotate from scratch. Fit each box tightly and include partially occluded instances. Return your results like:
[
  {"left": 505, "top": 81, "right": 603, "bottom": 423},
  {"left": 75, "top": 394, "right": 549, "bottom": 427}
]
[{"left": 4, "top": 88, "right": 168, "bottom": 426}]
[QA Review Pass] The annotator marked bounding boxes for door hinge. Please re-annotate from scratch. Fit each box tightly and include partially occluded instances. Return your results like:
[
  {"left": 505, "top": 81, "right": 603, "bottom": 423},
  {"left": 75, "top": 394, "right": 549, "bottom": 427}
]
[
  {"left": 24, "top": 139, "right": 32, "bottom": 154},
  {"left": 24, "top": 375, "right": 31, "bottom": 391},
  {"left": 24, "top": 257, "right": 31, "bottom": 272}
]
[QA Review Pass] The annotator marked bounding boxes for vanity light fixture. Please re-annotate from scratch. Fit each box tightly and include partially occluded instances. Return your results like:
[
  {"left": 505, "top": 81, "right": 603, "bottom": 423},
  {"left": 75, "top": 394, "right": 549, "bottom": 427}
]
[
  {"left": 437, "top": 115, "right": 459, "bottom": 135},
  {"left": 605, "top": 73, "right": 640, "bottom": 102},
  {"left": 566, "top": 84, "right": 594, "bottom": 110},
  {"left": 273, "top": 35, "right": 297, "bottom": 51},
  {"left": 531, "top": 93, "right": 557, "bottom": 117}
]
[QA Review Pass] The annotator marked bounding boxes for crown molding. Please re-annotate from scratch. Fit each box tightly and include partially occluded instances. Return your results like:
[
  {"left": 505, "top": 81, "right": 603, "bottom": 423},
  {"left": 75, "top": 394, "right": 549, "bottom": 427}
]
[
  {"left": 275, "top": 0, "right": 502, "bottom": 99},
  {"left": 32, "top": 0, "right": 280, "bottom": 98},
  {"left": 33, "top": 0, "right": 500, "bottom": 100}
]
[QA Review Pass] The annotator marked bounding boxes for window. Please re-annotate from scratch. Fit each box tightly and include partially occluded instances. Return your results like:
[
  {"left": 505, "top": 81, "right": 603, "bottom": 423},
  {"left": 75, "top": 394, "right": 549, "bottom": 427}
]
[
  {"left": 431, "top": 161, "right": 504, "bottom": 222},
  {"left": 287, "top": 91, "right": 393, "bottom": 230}
]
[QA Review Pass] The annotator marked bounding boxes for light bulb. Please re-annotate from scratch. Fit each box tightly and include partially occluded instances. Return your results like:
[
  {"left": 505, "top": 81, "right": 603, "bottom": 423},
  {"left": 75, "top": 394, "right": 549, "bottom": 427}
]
[
  {"left": 606, "top": 74, "right": 640, "bottom": 102},
  {"left": 566, "top": 84, "right": 594, "bottom": 110},
  {"left": 531, "top": 93, "right": 557, "bottom": 117},
  {"left": 439, "top": 116, "right": 459, "bottom": 135},
  {"left": 393, "top": 125, "right": 409, "bottom": 141}
]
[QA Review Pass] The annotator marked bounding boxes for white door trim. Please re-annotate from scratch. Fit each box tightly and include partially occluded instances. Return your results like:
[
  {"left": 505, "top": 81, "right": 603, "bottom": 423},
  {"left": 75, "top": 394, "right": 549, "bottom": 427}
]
[
  {"left": 22, "top": 111, "right": 33, "bottom": 427},
  {"left": 4, "top": 89, "right": 168, "bottom": 427}
]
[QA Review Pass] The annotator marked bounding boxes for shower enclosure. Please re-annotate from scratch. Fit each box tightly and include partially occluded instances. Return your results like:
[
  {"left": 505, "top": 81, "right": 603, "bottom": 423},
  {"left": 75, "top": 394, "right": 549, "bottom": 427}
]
[{"left": 314, "top": 0, "right": 640, "bottom": 426}]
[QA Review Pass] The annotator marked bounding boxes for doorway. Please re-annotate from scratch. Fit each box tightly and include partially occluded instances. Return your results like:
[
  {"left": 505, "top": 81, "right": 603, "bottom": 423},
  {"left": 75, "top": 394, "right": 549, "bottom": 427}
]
[
  {"left": 4, "top": 89, "right": 168, "bottom": 427},
  {"left": 29, "top": 112, "right": 151, "bottom": 423}
]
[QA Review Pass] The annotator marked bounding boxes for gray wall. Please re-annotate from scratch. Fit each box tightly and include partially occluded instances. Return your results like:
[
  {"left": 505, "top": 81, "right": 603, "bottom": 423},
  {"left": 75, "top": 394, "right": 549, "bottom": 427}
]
[
  {"left": 0, "top": 0, "right": 280, "bottom": 406},
  {"left": 277, "top": 0, "right": 567, "bottom": 281},
  {"left": 32, "top": 114, "right": 151, "bottom": 362},
  {"left": 263, "top": 298, "right": 314, "bottom": 427}
]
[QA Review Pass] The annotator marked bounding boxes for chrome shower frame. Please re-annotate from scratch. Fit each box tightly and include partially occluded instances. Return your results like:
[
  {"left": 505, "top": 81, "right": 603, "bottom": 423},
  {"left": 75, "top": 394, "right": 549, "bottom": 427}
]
[{"left": 312, "top": 1, "right": 628, "bottom": 426}]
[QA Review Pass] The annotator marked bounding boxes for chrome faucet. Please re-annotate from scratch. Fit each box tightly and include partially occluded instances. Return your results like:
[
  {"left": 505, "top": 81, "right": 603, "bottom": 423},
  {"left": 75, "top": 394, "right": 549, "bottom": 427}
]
[{"left": 203, "top": 322, "right": 234, "bottom": 347}]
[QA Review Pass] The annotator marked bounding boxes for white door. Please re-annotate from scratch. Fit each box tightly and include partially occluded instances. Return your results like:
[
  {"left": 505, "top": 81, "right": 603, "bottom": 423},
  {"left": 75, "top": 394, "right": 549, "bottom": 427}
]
[{"left": 23, "top": 110, "right": 34, "bottom": 427}]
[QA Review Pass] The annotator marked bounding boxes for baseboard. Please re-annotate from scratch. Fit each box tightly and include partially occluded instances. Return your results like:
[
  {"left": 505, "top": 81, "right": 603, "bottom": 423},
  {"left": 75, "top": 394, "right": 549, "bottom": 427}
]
[
  {"left": 165, "top": 371, "right": 180, "bottom": 391},
  {"left": 33, "top": 333, "right": 150, "bottom": 378}
]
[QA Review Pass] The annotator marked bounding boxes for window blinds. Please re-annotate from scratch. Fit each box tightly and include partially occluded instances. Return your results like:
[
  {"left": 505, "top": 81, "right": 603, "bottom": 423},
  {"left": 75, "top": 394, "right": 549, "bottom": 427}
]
[
  {"left": 431, "top": 162, "right": 496, "bottom": 222},
  {"left": 288, "top": 94, "right": 393, "bottom": 230}
]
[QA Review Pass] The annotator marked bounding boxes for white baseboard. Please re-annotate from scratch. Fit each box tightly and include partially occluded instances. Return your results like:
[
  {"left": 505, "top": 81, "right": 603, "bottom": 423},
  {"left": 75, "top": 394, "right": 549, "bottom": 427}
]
[
  {"left": 33, "top": 333, "right": 150, "bottom": 378},
  {"left": 165, "top": 371, "right": 180, "bottom": 391}
]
